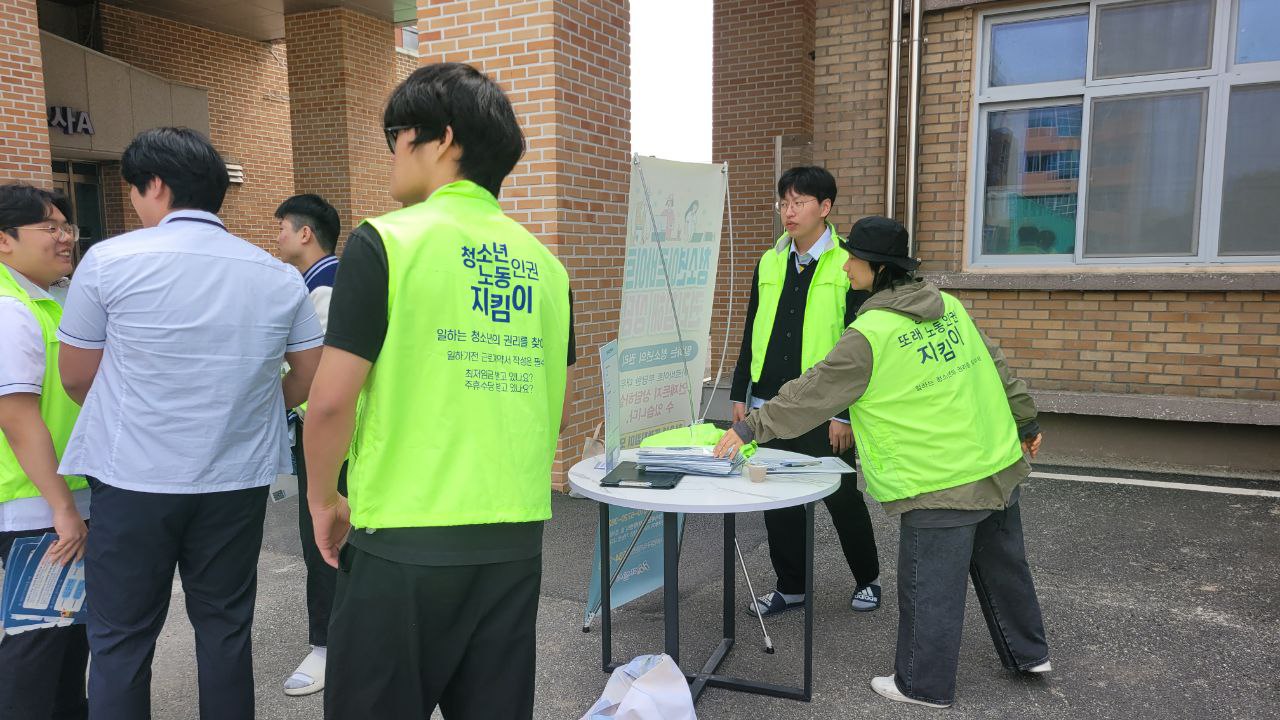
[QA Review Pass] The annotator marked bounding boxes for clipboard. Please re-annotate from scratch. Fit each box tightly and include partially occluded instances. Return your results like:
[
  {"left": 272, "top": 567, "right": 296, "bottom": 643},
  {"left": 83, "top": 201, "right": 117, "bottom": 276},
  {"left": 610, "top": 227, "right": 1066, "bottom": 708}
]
[{"left": 599, "top": 461, "right": 683, "bottom": 490}]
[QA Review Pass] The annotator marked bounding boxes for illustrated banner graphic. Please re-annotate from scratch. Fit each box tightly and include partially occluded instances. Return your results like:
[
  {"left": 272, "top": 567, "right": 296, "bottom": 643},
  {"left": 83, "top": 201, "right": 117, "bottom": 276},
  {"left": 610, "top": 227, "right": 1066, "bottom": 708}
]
[{"left": 618, "top": 156, "right": 727, "bottom": 447}]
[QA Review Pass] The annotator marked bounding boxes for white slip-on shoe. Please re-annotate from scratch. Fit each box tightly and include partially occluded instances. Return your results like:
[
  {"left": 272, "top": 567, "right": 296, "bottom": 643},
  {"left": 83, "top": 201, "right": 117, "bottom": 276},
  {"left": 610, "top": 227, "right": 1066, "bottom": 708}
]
[
  {"left": 870, "top": 675, "right": 953, "bottom": 708},
  {"left": 283, "top": 647, "right": 327, "bottom": 697},
  {"left": 1024, "top": 660, "right": 1052, "bottom": 674}
]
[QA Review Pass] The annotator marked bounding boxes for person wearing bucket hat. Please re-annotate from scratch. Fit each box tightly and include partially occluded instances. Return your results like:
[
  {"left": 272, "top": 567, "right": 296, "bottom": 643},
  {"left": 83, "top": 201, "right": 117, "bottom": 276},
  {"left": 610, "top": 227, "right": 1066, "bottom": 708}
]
[
  {"left": 714, "top": 215, "right": 1050, "bottom": 709},
  {"left": 727, "top": 166, "right": 882, "bottom": 619}
]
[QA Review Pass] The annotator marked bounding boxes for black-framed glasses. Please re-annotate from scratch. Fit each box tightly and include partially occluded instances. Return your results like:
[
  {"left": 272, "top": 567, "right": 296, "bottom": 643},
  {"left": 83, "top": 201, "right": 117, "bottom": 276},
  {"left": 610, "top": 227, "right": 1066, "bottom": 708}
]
[{"left": 384, "top": 125, "right": 416, "bottom": 154}]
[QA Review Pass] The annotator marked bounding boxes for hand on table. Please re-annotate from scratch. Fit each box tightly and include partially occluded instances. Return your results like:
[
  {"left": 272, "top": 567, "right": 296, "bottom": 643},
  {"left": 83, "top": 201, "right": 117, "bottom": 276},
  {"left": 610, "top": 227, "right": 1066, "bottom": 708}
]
[{"left": 713, "top": 428, "right": 746, "bottom": 459}]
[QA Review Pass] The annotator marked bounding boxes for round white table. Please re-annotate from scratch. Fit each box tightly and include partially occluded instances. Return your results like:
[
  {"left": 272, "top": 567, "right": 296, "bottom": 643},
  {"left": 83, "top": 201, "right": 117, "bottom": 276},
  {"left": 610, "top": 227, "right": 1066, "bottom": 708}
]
[{"left": 569, "top": 447, "right": 842, "bottom": 704}]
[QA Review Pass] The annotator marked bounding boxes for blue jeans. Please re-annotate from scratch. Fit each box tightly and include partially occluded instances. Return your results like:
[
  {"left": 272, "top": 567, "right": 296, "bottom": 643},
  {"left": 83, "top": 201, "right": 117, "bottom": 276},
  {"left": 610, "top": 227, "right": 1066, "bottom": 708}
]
[{"left": 894, "top": 500, "right": 1049, "bottom": 705}]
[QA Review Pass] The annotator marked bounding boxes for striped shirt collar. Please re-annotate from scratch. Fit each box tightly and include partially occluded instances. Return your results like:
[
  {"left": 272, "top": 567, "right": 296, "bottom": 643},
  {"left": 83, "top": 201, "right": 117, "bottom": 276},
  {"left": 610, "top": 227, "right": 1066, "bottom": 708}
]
[{"left": 302, "top": 254, "right": 339, "bottom": 286}]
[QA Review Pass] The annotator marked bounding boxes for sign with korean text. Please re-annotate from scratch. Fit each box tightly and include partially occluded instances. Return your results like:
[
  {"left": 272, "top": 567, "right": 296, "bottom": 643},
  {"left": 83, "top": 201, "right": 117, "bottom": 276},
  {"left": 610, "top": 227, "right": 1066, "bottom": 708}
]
[{"left": 619, "top": 156, "right": 727, "bottom": 447}]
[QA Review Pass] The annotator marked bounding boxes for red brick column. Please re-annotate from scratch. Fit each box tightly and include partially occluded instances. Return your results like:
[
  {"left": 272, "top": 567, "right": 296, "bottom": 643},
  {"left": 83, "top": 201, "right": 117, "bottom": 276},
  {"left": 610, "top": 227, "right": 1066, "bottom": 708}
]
[
  {"left": 285, "top": 8, "right": 403, "bottom": 247},
  {"left": 0, "top": 0, "right": 51, "bottom": 186},
  {"left": 418, "top": 0, "right": 630, "bottom": 489},
  {"left": 99, "top": 5, "right": 294, "bottom": 248},
  {"left": 711, "top": 0, "right": 815, "bottom": 387}
]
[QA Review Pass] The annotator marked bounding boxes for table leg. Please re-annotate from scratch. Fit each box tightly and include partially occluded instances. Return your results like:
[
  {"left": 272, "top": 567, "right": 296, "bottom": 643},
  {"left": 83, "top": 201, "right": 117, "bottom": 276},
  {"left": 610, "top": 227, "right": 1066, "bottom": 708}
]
[
  {"left": 804, "top": 501, "right": 814, "bottom": 701},
  {"left": 723, "top": 512, "right": 735, "bottom": 642},
  {"left": 600, "top": 501, "right": 612, "bottom": 672},
  {"left": 663, "top": 511, "right": 680, "bottom": 665}
]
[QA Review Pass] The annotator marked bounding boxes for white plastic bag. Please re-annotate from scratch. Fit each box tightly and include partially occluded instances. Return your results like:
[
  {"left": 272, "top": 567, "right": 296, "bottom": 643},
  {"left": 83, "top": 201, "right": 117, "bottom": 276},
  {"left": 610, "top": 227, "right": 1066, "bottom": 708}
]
[{"left": 580, "top": 654, "right": 696, "bottom": 720}]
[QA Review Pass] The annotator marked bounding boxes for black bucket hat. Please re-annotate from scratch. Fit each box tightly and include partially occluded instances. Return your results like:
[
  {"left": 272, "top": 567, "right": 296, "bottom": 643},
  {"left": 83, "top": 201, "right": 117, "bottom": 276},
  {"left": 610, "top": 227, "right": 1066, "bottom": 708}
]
[{"left": 839, "top": 216, "right": 920, "bottom": 272}]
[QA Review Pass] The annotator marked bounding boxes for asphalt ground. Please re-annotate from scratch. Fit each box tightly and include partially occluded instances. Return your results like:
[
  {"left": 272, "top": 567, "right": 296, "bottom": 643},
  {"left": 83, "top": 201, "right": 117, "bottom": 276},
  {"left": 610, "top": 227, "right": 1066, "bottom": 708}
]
[{"left": 102, "top": 472, "right": 1280, "bottom": 718}]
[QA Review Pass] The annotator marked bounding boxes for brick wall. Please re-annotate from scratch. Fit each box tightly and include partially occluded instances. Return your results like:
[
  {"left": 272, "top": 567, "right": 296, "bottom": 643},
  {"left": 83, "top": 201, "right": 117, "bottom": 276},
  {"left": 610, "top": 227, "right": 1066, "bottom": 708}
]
[
  {"left": 99, "top": 5, "right": 293, "bottom": 249},
  {"left": 285, "top": 8, "right": 403, "bottom": 246},
  {"left": 0, "top": 0, "right": 52, "bottom": 186},
  {"left": 711, "top": 0, "right": 815, "bottom": 387},
  {"left": 419, "top": 0, "right": 630, "bottom": 486},
  {"left": 963, "top": 290, "right": 1280, "bottom": 401},
  {"left": 810, "top": 2, "right": 1280, "bottom": 405}
]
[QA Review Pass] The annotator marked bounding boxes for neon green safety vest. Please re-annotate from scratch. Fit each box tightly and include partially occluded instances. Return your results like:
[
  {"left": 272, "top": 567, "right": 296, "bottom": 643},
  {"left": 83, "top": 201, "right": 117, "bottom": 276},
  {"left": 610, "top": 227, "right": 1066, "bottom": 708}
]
[
  {"left": 750, "top": 224, "right": 851, "bottom": 383},
  {"left": 349, "top": 180, "right": 571, "bottom": 529},
  {"left": 0, "top": 266, "right": 86, "bottom": 503},
  {"left": 847, "top": 292, "right": 1024, "bottom": 503}
]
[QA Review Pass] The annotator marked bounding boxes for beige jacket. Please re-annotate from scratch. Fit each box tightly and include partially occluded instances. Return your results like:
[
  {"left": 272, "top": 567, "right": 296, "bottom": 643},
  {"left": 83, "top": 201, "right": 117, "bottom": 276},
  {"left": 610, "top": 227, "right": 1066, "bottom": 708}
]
[{"left": 738, "top": 280, "right": 1038, "bottom": 515}]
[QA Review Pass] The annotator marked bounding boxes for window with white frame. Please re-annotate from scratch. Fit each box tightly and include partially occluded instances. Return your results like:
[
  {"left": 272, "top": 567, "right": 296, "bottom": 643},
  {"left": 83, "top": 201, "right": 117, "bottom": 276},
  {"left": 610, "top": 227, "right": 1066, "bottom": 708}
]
[{"left": 971, "top": 0, "right": 1280, "bottom": 265}]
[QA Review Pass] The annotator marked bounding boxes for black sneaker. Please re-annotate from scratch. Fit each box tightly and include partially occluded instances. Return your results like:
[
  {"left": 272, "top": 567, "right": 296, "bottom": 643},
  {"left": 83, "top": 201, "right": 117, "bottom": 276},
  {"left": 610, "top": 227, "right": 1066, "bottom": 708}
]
[{"left": 851, "top": 582, "right": 881, "bottom": 612}]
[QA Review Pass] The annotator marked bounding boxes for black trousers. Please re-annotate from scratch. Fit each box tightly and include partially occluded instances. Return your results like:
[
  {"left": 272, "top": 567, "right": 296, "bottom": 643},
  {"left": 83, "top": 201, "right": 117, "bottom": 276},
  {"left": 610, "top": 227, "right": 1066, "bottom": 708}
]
[
  {"left": 894, "top": 500, "right": 1049, "bottom": 705},
  {"left": 0, "top": 528, "right": 89, "bottom": 720},
  {"left": 84, "top": 479, "right": 268, "bottom": 720},
  {"left": 761, "top": 423, "right": 880, "bottom": 593},
  {"left": 292, "top": 421, "right": 346, "bottom": 648},
  {"left": 325, "top": 545, "right": 542, "bottom": 720}
]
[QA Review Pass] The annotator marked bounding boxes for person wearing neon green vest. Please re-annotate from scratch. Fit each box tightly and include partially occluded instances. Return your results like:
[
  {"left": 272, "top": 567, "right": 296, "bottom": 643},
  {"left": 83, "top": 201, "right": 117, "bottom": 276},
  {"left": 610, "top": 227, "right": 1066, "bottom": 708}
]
[
  {"left": 729, "top": 165, "right": 881, "bottom": 618},
  {"left": 0, "top": 184, "right": 89, "bottom": 718},
  {"left": 303, "top": 63, "right": 574, "bottom": 720},
  {"left": 715, "top": 217, "right": 1050, "bottom": 709}
]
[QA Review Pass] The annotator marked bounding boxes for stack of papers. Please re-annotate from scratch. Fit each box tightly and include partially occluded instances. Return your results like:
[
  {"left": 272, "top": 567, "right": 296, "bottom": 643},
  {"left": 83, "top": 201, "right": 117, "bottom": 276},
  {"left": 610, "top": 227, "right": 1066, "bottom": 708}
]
[
  {"left": 637, "top": 446, "right": 743, "bottom": 476},
  {"left": 1, "top": 533, "right": 87, "bottom": 636}
]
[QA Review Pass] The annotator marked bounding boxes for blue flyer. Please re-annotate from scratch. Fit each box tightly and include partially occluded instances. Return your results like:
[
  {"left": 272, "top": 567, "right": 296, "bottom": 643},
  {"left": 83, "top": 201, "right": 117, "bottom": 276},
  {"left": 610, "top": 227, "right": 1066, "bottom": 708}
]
[{"left": 1, "top": 533, "right": 87, "bottom": 636}]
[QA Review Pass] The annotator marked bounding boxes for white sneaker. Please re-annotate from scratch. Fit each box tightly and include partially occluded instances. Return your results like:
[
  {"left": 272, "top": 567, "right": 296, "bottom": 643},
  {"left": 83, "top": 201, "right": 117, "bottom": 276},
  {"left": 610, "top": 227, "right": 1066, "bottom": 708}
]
[
  {"left": 870, "top": 675, "right": 952, "bottom": 708},
  {"left": 1024, "top": 660, "right": 1052, "bottom": 674},
  {"left": 283, "top": 647, "right": 327, "bottom": 696}
]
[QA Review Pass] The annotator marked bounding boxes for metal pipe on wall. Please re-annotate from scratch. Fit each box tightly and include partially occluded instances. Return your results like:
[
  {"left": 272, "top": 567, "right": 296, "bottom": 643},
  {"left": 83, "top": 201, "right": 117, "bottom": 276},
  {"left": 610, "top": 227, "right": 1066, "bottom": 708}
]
[
  {"left": 904, "top": 0, "right": 924, "bottom": 256},
  {"left": 885, "top": 0, "right": 904, "bottom": 219}
]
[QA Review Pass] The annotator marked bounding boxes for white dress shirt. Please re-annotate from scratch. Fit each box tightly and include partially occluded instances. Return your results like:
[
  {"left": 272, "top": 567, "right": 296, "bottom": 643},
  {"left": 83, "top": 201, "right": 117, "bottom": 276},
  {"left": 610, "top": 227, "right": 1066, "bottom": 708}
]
[
  {"left": 0, "top": 265, "right": 92, "bottom": 530},
  {"left": 56, "top": 210, "right": 324, "bottom": 494}
]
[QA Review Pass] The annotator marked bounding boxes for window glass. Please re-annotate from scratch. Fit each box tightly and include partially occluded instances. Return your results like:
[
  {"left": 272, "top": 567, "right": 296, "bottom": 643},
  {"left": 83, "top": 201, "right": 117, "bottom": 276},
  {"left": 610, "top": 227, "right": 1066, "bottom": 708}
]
[
  {"left": 989, "top": 14, "right": 1088, "bottom": 87},
  {"left": 1094, "top": 0, "right": 1214, "bottom": 78},
  {"left": 981, "top": 105, "right": 1083, "bottom": 255},
  {"left": 1084, "top": 91, "right": 1206, "bottom": 257},
  {"left": 1219, "top": 83, "right": 1280, "bottom": 255},
  {"left": 1235, "top": 0, "right": 1280, "bottom": 65}
]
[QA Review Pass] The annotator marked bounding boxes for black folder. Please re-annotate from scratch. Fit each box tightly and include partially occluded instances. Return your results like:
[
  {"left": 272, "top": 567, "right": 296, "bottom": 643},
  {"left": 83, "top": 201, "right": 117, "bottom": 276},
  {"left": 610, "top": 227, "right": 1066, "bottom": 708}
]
[{"left": 599, "top": 461, "right": 683, "bottom": 490}]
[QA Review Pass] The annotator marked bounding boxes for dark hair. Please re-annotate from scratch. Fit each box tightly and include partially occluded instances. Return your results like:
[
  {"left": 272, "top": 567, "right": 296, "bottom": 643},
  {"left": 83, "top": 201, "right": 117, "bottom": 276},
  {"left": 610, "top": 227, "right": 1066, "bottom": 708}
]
[
  {"left": 0, "top": 183, "right": 72, "bottom": 233},
  {"left": 275, "top": 194, "right": 340, "bottom": 254},
  {"left": 869, "top": 261, "right": 915, "bottom": 295},
  {"left": 777, "top": 165, "right": 837, "bottom": 206},
  {"left": 383, "top": 63, "right": 525, "bottom": 198},
  {"left": 121, "top": 127, "right": 229, "bottom": 214}
]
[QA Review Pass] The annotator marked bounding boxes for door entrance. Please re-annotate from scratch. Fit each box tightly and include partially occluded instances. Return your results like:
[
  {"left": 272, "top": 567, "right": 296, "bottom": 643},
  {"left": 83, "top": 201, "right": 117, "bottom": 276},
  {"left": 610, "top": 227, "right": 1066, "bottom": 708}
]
[{"left": 51, "top": 160, "right": 106, "bottom": 261}]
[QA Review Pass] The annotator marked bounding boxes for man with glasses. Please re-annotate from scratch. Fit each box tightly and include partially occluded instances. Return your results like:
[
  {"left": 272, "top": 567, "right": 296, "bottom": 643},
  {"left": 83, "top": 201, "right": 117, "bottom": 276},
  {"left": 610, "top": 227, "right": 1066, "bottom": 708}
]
[
  {"left": 0, "top": 184, "right": 90, "bottom": 720},
  {"left": 56, "top": 128, "right": 323, "bottom": 720},
  {"left": 303, "top": 63, "right": 575, "bottom": 719},
  {"left": 729, "top": 165, "right": 882, "bottom": 618}
]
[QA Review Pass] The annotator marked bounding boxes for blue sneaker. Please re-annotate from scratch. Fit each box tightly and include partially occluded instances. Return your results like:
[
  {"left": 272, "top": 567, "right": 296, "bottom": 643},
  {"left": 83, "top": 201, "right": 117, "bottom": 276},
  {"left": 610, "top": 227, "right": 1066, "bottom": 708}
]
[
  {"left": 851, "top": 582, "right": 881, "bottom": 612},
  {"left": 745, "top": 591, "right": 804, "bottom": 617}
]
